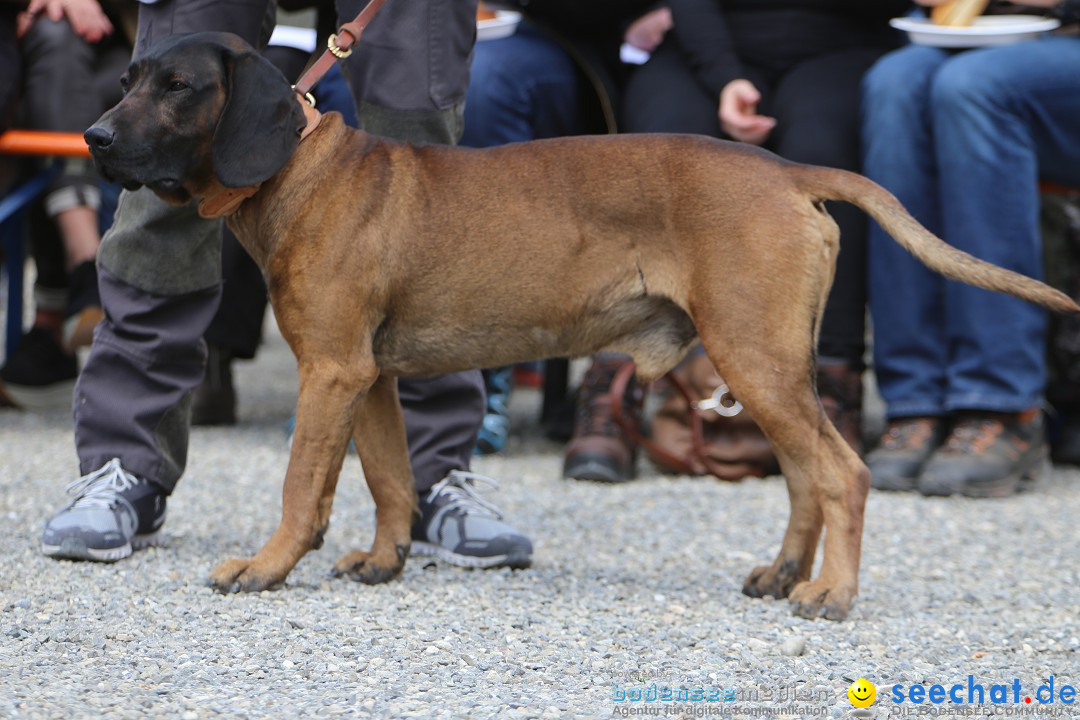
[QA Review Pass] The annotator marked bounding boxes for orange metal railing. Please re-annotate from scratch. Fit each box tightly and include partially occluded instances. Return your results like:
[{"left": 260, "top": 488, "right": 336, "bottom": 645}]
[{"left": 0, "top": 130, "right": 91, "bottom": 158}]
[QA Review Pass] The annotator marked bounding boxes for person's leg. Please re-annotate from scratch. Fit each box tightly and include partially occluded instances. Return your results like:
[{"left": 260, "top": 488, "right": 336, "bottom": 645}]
[
  {"left": 203, "top": 230, "right": 268, "bottom": 360},
  {"left": 337, "top": 0, "right": 531, "bottom": 567},
  {"left": 860, "top": 45, "right": 952, "bottom": 489},
  {"left": 461, "top": 23, "right": 584, "bottom": 455},
  {"left": 565, "top": 40, "right": 717, "bottom": 482},
  {"left": 0, "top": 203, "right": 77, "bottom": 408},
  {"left": 191, "top": 228, "right": 268, "bottom": 426},
  {"left": 18, "top": 17, "right": 107, "bottom": 350},
  {"left": 78, "top": 0, "right": 272, "bottom": 486},
  {"left": 42, "top": 0, "right": 273, "bottom": 561},
  {"left": 398, "top": 373, "right": 486, "bottom": 491},
  {"left": 462, "top": 23, "right": 583, "bottom": 148},
  {"left": 0, "top": 7, "right": 17, "bottom": 134},
  {"left": 621, "top": 39, "right": 723, "bottom": 136},
  {"left": 768, "top": 47, "right": 887, "bottom": 452},
  {"left": 933, "top": 39, "right": 1080, "bottom": 413},
  {"left": 339, "top": 0, "right": 481, "bottom": 492},
  {"left": 770, "top": 49, "right": 884, "bottom": 369},
  {"left": 917, "top": 38, "right": 1080, "bottom": 496},
  {"left": 862, "top": 45, "right": 952, "bottom": 420},
  {"left": 339, "top": 0, "right": 473, "bottom": 144}
]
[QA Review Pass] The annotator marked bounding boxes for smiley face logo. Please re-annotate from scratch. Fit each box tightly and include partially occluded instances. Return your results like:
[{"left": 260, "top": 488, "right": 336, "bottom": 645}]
[{"left": 848, "top": 678, "right": 876, "bottom": 708}]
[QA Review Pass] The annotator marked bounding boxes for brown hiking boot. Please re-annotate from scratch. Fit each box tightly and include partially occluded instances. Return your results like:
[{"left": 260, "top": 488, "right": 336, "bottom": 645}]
[
  {"left": 817, "top": 363, "right": 864, "bottom": 455},
  {"left": 562, "top": 357, "right": 641, "bottom": 483},
  {"left": 918, "top": 410, "right": 1048, "bottom": 498},
  {"left": 867, "top": 416, "right": 948, "bottom": 491}
]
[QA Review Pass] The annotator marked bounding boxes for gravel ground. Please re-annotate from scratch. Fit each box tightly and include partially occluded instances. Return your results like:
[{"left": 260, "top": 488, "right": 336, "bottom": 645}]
[{"left": 1, "top": 319, "right": 1078, "bottom": 719}]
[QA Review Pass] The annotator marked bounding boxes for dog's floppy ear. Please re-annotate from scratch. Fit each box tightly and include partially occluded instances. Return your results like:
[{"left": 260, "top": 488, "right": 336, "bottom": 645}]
[{"left": 213, "top": 49, "right": 306, "bottom": 188}]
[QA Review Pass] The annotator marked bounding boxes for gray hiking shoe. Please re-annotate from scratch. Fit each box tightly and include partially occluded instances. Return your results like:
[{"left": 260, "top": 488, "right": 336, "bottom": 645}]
[
  {"left": 41, "top": 458, "right": 167, "bottom": 562},
  {"left": 918, "top": 410, "right": 1048, "bottom": 498},
  {"left": 411, "top": 471, "right": 532, "bottom": 569}
]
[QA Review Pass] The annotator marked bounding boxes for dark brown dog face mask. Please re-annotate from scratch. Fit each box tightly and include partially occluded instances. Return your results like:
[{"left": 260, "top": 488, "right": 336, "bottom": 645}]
[{"left": 84, "top": 31, "right": 306, "bottom": 205}]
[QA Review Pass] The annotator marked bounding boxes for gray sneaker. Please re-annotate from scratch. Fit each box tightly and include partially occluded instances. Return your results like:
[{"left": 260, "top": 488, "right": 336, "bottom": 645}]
[
  {"left": 411, "top": 471, "right": 532, "bottom": 569},
  {"left": 41, "top": 458, "right": 167, "bottom": 562}
]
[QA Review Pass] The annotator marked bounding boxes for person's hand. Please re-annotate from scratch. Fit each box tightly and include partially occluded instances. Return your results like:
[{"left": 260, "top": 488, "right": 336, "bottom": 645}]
[
  {"left": 17, "top": 0, "right": 113, "bottom": 43},
  {"left": 718, "top": 79, "right": 776, "bottom": 146},
  {"left": 624, "top": 7, "right": 673, "bottom": 53}
]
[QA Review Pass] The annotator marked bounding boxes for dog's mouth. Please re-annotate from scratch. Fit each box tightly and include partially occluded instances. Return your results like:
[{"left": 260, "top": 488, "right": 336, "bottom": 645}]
[
  {"left": 149, "top": 178, "right": 181, "bottom": 192},
  {"left": 89, "top": 145, "right": 181, "bottom": 194},
  {"left": 96, "top": 162, "right": 180, "bottom": 194}
]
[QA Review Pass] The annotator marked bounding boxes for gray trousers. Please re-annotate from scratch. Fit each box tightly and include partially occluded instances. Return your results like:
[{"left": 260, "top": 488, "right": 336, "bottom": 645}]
[{"left": 75, "top": 0, "right": 484, "bottom": 493}]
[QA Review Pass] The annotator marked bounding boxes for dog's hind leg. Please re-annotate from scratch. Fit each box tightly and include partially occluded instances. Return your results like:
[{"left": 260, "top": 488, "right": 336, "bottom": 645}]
[
  {"left": 717, "top": 349, "right": 867, "bottom": 619},
  {"left": 208, "top": 359, "right": 370, "bottom": 592},
  {"left": 694, "top": 299, "right": 867, "bottom": 620},
  {"left": 332, "top": 374, "right": 417, "bottom": 584}
]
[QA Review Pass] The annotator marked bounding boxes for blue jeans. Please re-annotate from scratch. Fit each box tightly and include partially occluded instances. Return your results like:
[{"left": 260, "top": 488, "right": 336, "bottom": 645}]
[
  {"left": 461, "top": 23, "right": 584, "bottom": 148},
  {"left": 861, "top": 37, "right": 1080, "bottom": 419}
]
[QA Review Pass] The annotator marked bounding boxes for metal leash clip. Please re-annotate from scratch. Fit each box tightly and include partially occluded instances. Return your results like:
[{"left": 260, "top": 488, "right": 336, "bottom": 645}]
[
  {"left": 692, "top": 384, "right": 744, "bottom": 417},
  {"left": 327, "top": 33, "right": 354, "bottom": 59},
  {"left": 292, "top": 87, "right": 317, "bottom": 107}
]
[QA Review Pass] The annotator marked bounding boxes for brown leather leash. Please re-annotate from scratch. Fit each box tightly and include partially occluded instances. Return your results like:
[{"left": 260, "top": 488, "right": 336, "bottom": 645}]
[
  {"left": 293, "top": 0, "right": 388, "bottom": 101},
  {"left": 609, "top": 361, "right": 763, "bottom": 482}
]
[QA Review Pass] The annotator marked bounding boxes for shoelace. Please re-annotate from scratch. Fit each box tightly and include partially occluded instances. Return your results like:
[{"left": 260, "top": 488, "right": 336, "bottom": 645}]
[
  {"left": 944, "top": 418, "right": 1001, "bottom": 454},
  {"left": 64, "top": 458, "right": 138, "bottom": 509},
  {"left": 427, "top": 470, "right": 504, "bottom": 520},
  {"left": 882, "top": 420, "right": 933, "bottom": 450},
  {"left": 577, "top": 364, "right": 640, "bottom": 437}
]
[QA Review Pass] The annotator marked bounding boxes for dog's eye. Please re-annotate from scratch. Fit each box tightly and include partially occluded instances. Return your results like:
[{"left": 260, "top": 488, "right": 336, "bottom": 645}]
[
  {"left": 119, "top": 76, "right": 130, "bottom": 95},
  {"left": 168, "top": 80, "right": 189, "bottom": 93}
]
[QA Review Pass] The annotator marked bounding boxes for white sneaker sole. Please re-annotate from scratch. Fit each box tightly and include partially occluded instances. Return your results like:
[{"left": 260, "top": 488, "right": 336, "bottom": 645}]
[
  {"left": 42, "top": 529, "right": 163, "bottom": 562},
  {"left": 411, "top": 541, "right": 531, "bottom": 569}
]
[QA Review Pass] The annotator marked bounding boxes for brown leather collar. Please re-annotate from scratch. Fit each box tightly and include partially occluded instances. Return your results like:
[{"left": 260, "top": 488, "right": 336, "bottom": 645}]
[{"left": 197, "top": 97, "right": 322, "bottom": 219}]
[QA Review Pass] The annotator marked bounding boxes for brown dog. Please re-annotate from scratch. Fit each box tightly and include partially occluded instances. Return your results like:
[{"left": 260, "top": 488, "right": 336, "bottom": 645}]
[{"left": 85, "top": 32, "right": 1078, "bottom": 620}]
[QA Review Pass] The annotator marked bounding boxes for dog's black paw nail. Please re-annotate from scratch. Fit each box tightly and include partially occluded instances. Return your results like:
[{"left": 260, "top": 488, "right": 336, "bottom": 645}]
[{"left": 328, "top": 567, "right": 342, "bottom": 579}]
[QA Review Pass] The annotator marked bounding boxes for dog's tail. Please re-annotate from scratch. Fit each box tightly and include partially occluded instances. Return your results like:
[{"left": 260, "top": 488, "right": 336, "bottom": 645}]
[{"left": 790, "top": 164, "right": 1079, "bottom": 315}]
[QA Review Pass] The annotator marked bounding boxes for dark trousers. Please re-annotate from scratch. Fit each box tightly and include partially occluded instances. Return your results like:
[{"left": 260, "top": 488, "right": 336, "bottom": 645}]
[
  {"left": 75, "top": 0, "right": 483, "bottom": 493},
  {"left": 623, "top": 42, "right": 888, "bottom": 369}
]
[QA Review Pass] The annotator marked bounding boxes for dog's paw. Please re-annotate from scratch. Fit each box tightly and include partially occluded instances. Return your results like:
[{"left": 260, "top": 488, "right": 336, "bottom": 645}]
[
  {"left": 787, "top": 579, "right": 855, "bottom": 621},
  {"left": 741, "top": 559, "right": 803, "bottom": 600},
  {"left": 207, "top": 557, "right": 287, "bottom": 593},
  {"left": 329, "top": 545, "right": 407, "bottom": 585}
]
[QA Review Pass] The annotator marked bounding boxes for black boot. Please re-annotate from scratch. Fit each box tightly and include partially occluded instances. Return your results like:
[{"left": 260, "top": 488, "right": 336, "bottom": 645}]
[{"left": 191, "top": 344, "right": 236, "bottom": 426}]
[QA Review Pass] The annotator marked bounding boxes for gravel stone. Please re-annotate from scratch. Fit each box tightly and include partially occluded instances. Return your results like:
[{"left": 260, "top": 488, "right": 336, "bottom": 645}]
[
  {"left": 2, "top": 317, "right": 1079, "bottom": 718},
  {"left": 781, "top": 637, "right": 806, "bottom": 657}
]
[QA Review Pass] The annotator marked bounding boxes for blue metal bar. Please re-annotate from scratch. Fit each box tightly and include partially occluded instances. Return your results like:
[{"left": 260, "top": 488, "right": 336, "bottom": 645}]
[{"left": 1, "top": 162, "right": 64, "bottom": 358}]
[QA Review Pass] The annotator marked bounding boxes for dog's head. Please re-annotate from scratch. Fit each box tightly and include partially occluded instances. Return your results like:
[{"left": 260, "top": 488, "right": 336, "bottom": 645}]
[{"left": 85, "top": 32, "right": 306, "bottom": 205}]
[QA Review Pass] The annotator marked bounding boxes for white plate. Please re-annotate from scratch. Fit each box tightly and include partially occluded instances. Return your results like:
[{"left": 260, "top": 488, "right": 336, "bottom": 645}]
[
  {"left": 890, "top": 15, "right": 1060, "bottom": 48},
  {"left": 477, "top": 11, "right": 522, "bottom": 42}
]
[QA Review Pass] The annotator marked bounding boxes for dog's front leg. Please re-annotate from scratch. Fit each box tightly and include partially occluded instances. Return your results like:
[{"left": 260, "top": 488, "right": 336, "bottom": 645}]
[
  {"left": 742, "top": 461, "right": 823, "bottom": 599},
  {"left": 208, "top": 361, "right": 368, "bottom": 592},
  {"left": 332, "top": 374, "right": 416, "bottom": 584}
]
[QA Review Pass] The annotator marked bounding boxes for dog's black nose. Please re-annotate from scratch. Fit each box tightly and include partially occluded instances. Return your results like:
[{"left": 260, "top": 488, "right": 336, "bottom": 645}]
[{"left": 84, "top": 126, "right": 115, "bottom": 150}]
